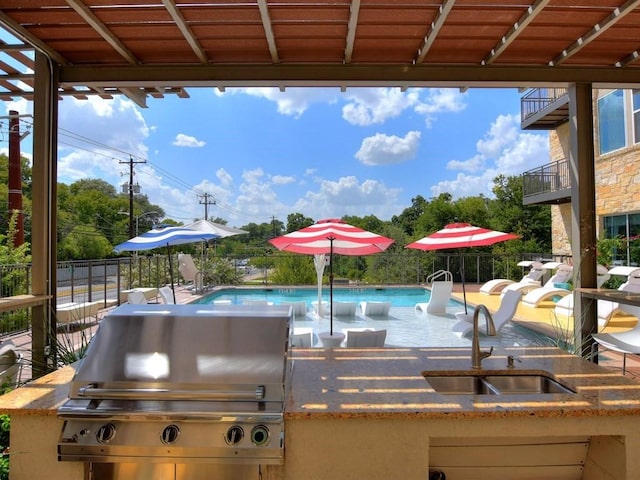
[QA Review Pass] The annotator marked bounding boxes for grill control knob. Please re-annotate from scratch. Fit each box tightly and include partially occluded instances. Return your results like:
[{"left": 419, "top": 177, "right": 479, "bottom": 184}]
[
  {"left": 96, "top": 423, "right": 116, "bottom": 444},
  {"left": 161, "top": 424, "right": 180, "bottom": 445},
  {"left": 225, "top": 425, "right": 244, "bottom": 445},
  {"left": 251, "top": 425, "right": 270, "bottom": 446}
]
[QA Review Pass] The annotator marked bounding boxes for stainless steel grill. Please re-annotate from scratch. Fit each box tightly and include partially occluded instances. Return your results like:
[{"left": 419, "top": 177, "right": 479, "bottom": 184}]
[{"left": 57, "top": 303, "right": 292, "bottom": 480}]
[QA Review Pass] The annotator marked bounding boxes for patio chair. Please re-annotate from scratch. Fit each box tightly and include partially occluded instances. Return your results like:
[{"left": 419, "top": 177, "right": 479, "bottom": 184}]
[
  {"left": 0, "top": 343, "right": 23, "bottom": 388},
  {"left": 159, "top": 286, "right": 175, "bottom": 304},
  {"left": 127, "top": 290, "right": 149, "bottom": 304},
  {"left": 346, "top": 329, "right": 387, "bottom": 347},
  {"left": 451, "top": 290, "right": 522, "bottom": 337},
  {"left": 479, "top": 261, "right": 544, "bottom": 295},
  {"left": 291, "top": 327, "right": 314, "bottom": 348}
]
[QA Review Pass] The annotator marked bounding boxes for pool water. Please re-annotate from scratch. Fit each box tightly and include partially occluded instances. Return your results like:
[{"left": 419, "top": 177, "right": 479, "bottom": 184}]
[
  {"left": 194, "top": 286, "right": 548, "bottom": 349},
  {"left": 195, "top": 286, "right": 458, "bottom": 308}
]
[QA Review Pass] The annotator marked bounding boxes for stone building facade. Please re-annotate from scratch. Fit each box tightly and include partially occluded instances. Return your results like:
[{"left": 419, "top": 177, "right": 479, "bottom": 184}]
[{"left": 548, "top": 89, "right": 640, "bottom": 264}]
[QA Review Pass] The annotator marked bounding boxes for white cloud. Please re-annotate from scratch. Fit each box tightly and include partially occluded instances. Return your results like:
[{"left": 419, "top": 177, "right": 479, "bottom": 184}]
[
  {"left": 57, "top": 97, "right": 150, "bottom": 185},
  {"left": 293, "top": 176, "right": 403, "bottom": 220},
  {"left": 218, "top": 87, "right": 338, "bottom": 117},
  {"left": 355, "top": 131, "right": 421, "bottom": 166},
  {"left": 342, "top": 88, "right": 420, "bottom": 126},
  {"left": 216, "top": 168, "right": 233, "bottom": 187},
  {"left": 446, "top": 154, "right": 485, "bottom": 173},
  {"left": 342, "top": 87, "right": 467, "bottom": 127},
  {"left": 172, "top": 133, "right": 205, "bottom": 147},
  {"left": 272, "top": 175, "right": 296, "bottom": 185},
  {"left": 432, "top": 113, "right": 549, "bottom": 198}
]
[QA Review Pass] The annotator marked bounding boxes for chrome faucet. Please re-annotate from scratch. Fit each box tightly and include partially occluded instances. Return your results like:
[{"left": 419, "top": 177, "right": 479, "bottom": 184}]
[{"left": 471, "top": 304, "right": 496, "bottom": 369}]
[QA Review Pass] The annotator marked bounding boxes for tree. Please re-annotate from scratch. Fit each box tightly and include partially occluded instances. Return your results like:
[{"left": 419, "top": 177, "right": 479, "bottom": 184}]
[
  {"left": 286, "top": 213, "right": 313, "bottom": 233},
  {"left": 391, "top": 194, "right": 428, "bottom": 237},
  {"left": 58, "top": 225, "right": 113, "bottom": 260},
  {"left": 489, "top": 175, "right": 551, "bottom": 251}
]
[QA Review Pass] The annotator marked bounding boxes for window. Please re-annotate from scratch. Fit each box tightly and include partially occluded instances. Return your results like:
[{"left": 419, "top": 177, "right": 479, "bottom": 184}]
[
  {"left": 598, "top": 90, "right": 625, "bottom": 154},
  {"left": 634, "top": 89, "right": 640, "bottom": 144},
  {"left": 604, "top": 213, "right": 640, "bottom": 266}
]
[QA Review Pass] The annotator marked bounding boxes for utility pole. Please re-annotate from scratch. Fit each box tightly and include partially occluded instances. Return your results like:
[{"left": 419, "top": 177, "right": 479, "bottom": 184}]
[
  {"left": 120, "top": 156, "right": 146, "bottom": 238},
  {"left": 198, "top": 193, "right": 216, "bottom": 221}
]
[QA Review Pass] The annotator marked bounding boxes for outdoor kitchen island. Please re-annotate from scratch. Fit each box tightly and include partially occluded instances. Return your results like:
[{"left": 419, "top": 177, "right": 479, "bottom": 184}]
[{"left": 2, "top": 345, "right": 640, "bottom": 479}]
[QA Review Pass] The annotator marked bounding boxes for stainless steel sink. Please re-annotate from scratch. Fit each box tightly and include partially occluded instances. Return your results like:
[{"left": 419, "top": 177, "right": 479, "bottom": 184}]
[
  {"left": 484, "top": 374, "right": 575, "bottom": 394},
  {"left": 422, "top": 375, "right": 499, "bottom": 395},
  {"left": 422, "top": 371, "right": 576, "bottom": 395}
]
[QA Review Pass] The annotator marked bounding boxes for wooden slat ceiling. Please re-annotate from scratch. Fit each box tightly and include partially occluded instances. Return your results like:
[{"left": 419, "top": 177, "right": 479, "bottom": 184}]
[{"left": 1, "top": 0, "right": 640, "bottom": 106}]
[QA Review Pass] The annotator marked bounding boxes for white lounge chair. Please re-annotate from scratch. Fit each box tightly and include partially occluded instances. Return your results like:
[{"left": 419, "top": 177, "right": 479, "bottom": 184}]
[
  {"left": 311, "top": 300, "right": 328, "bottom": 317},
  {"left": 346, "top": 329, "right": 387, "bottom": 347},
  {"left": 594, "top": 273, "right": 640, "bottom": 329},
  {"left": 553, "top": 265, "right": 613, "bottom": 326},
  {"left": 451, "top": 290, "right": 522, "bottom": 337},
  {"left": 518, "top": 264, "right": 574, "bottom": 307},
  {"left": 56, "top": 300, "right": 103, "bottom": 324},
  {"left": 280, "top": 301, "right": 307, "bottom": 318},
  {"left": 292, "top": 327, "right": 314, "bottom": 348},
  {"left": 159, "top": 286, "right": 175, "bottom": 304},
  {"left": 0, "top": 344, "right": 23, "bottom": 388},
  {"left": 592, "top": 315, "right": 640, "bottom": 373},
  {"left": 127, "top": 290, "right": 148, "bottom": 304},
  {"left": 479, "top": 261, "right": 544, "bottom": 295},
  {"left": 332, "top": 301, "right": 357, "bottom": 316},
  {"left": 359, "top": 301, "right": 391, "bottom": 316},
  {"left": 178, "top": 253, "right": 205, "bottom": 292},
  {"left": 415, "top": 270, "right": 453, "bottom": 315},
  {"left": 242, "top": 299, "right": 271, "bottom": 306}
]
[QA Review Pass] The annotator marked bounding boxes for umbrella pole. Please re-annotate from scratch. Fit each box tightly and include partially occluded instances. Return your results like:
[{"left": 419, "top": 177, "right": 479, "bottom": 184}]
[
  {"left": 168, "top": 245, "right": 176, "bottom": 303},
  {"left": 329, "top": 238, "right": 334, "bottom": 335},
  {"left": 460, "top": 252, "right": 467, "bottom": 314}
]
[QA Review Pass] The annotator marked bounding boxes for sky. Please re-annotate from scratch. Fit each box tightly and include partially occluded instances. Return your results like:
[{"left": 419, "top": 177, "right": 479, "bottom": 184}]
[{"left": 0, "top": 86, "right": 550, "bottom": 228}]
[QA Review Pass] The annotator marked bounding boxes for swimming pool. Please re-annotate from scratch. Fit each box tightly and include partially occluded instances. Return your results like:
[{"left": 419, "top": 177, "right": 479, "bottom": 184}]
[
  {"left": 193, "top": 286, "right": 547, "bottom": 349},
  {"left": 195, "top": 286, "right": 457, "bottom": 308}
]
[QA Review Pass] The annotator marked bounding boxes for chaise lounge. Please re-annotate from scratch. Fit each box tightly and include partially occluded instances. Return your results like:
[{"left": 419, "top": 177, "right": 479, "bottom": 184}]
[
  {"left": 451, "top": 290, "right": 522, "bottom": 337},
  {"left": 415, "top": 270, "right": 453, "bottom": 315},
  {"left": 359, "top": 301, "right": 391, "bottom": 316},
  {"left": 514, "top": 263, "right": 574, "bottom": 306},
  {"left": 479, "top": 261, "right": 544, "bottom": 295}
]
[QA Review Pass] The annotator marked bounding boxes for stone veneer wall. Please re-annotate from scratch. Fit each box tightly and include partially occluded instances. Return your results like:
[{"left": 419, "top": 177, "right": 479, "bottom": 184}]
[{"left": 548, "top": 92, "right": 640, "bottom": 257}]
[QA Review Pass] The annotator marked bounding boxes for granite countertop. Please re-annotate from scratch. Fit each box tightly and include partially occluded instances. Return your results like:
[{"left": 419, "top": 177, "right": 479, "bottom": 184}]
[
  {"left": 3, "top": 347, "right": 640, "bottom": 419},
  {"left": 286, "top": 346, "right": 640, "bottom": 419}
]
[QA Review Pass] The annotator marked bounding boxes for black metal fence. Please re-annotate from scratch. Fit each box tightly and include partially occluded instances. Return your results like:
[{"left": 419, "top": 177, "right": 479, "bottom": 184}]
[{"left": 0, "top": 251, "right": 570, "bottom": 338}]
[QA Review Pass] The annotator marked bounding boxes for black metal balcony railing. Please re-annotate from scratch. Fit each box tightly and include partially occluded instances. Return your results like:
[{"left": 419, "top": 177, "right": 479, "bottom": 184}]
[
  {"left": 522, "top": 159, "right": 571, "bottom": 202},
  {"left": 521, "top": 88, "right": 569, "bottom": 121}
]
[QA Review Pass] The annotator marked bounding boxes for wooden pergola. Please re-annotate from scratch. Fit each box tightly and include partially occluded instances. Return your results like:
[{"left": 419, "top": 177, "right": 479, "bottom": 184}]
[{"left": 1, "top": 1, "right": 640, "bottom": 375}]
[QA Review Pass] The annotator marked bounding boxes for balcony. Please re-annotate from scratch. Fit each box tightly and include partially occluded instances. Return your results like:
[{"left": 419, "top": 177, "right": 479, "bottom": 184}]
[
  {"left": 522, "top": 159, "right": 571, "bottom": 205},
  {"left": 521, "top": 88, "right": 569, "bottom": 130}
]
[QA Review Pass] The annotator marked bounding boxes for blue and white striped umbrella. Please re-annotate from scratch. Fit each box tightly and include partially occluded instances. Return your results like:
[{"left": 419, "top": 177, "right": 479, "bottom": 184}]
[
  {"left": 113, "top": 226, "right": 219, "bottom": 253},
  {"left": 114, "top": 226, "right": 220, "bottom": 303}
]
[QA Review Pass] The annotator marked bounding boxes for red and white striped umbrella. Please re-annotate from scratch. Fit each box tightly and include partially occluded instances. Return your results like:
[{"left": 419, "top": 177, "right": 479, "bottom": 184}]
[
  {"left": 269, "top": 218, "right": 394, "bottom": 255},
  {"left": 406, "top": 223, "right": 519, "bottom": 314},
  {"left": 269, "top": 219, "right": 394, "bottom": 335},
  {"left": 406, "top": 223, "right": 519, "bottom": 251}
]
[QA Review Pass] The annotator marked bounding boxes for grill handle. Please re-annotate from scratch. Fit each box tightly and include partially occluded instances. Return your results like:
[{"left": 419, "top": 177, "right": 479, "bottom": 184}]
[{"left": 77, "top": 385, "right": 266, "bottom": 401}]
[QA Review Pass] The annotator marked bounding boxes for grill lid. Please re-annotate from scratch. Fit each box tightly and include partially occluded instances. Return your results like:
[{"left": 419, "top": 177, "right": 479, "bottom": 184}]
[{"left": 65, "top": 304, "right": 292, "bottom": 404}]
